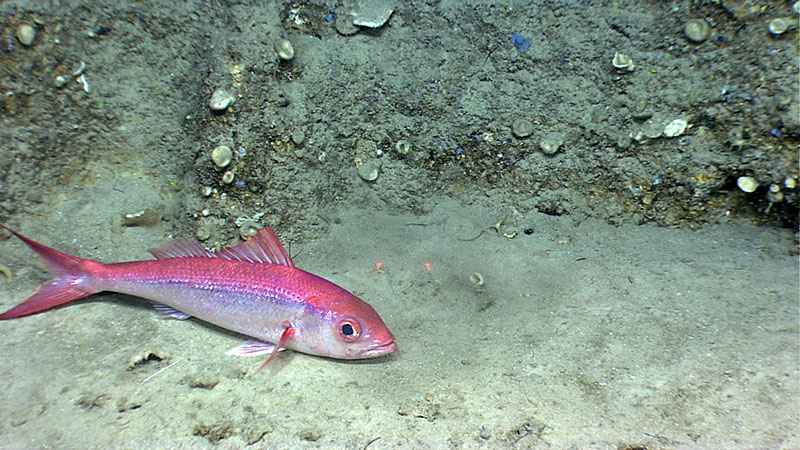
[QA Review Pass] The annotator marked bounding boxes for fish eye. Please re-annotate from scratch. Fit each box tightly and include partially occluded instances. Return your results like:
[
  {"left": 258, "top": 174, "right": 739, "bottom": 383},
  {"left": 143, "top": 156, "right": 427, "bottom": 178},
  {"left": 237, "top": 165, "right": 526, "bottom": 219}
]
[{"left": 338, "top": 318, "right": 361, "bottom": 342}]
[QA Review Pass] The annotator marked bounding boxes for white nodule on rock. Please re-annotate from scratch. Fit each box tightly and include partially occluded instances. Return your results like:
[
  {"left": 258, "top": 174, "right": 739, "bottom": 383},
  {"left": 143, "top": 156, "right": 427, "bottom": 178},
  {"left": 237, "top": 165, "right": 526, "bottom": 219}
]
[
  {"left": 664, "top": 119, "right": 688, "bottom": 137},
  {"left": 352, "top": 1, "right": 394, "bottom": 28},
  {"left": 209, "top": 88, "right": 235, "bottom": 111},
  {"left": 737, "top": 176, "right": 758, "bottom": 193}
]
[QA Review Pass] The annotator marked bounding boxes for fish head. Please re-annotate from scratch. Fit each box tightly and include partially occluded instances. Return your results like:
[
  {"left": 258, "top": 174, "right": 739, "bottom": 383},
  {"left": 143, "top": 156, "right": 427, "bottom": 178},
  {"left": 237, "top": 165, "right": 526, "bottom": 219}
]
[{"left": 299, "top": 293, "right": 397, "bottom": 360}]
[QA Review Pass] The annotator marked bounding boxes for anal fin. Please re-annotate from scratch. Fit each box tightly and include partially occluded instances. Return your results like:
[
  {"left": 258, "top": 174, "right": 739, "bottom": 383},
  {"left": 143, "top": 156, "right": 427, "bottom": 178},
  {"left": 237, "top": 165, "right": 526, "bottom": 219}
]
[
  {"left": 226, "top": 340, "right": 284, "bottom": 357},
  {"left": 153, "top": 303, "right": 190, "bottom": 320}
]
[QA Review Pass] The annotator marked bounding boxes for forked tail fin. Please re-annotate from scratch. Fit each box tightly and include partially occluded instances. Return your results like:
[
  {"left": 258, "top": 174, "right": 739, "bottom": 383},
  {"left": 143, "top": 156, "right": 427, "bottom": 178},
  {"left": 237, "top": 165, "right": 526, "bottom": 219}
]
[{"left": 0, "top": 225, "right": 101, "bottom": 319}]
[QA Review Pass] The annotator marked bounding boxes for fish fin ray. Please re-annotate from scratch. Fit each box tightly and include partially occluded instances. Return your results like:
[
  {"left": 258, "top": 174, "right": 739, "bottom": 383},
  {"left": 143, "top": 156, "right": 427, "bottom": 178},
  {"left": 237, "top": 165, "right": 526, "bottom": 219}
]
[
  {"left": 254, "top": 326, "right": 295, "bottom": 374},
  {"left": 226, "top": 340, "right": 285, "bottom": 357},
  {"left": 148, "top": 229, "right": 293, "bottom": 267},
  {"left": 0, "top": 276, "right": 97, "bottom": 319},
  {"left": 0, "top": 225, "right": 100, "bottom": 320},
  {"left": 153, "top": 303, "right": 191, "bottom": 320},
  {"left": 218, "top": 228, "right": 294, "bottom": 267},
  {"left": 148, "top": 238, "right": 215, "bottom": 259}
]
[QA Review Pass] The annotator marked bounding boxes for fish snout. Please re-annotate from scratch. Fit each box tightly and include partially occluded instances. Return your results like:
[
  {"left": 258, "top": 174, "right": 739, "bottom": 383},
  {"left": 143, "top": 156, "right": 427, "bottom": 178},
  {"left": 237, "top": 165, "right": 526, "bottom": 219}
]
[{"left": 360, "top": 337, "right": 397, "bottom": 357}]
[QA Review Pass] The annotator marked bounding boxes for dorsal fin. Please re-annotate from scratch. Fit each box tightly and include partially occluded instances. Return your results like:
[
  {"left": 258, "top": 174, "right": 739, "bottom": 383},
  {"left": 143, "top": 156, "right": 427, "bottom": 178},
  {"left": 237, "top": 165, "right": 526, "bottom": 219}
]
[
  {"left": 148, "top": 228, "right": 294, "bottom": 267},
  {"left": 218, "top": 228, "right": 294, "bottom": 267},
  {"left": 148, "top": 238, "right": 215, "bottom": 259}
]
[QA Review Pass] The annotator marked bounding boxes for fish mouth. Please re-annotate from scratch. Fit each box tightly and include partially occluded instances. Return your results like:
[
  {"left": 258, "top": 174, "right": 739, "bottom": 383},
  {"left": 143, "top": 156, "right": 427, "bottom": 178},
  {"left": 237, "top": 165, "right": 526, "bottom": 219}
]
[{"left": 360, "top": 339, "right": 397, "bottom": 357}]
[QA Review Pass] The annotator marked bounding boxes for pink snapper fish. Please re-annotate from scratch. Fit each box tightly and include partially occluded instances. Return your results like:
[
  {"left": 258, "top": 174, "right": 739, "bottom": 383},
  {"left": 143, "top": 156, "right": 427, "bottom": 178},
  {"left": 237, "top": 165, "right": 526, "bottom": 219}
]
[{"left": 0, "top": 225, "right": 397, "bottom": 372}]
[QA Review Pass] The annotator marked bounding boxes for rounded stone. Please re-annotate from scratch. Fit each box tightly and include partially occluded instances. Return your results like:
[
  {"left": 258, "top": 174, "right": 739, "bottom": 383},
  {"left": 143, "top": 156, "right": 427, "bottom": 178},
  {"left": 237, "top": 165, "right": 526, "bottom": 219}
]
[
  {"left": 211, "top": 145, "right": 232, "bottom": 168},
  {"left": 238, "top": 220, "right": 260, "bottom": 240},
  {"left": 641, "top": 119, "right": 663, "bottom": 139},
  {"left": 221, "top": 171, "right": 235, "bottom": 185},
  {"left": 274, "top": 38, "right": 294, "bottom": 61},
  {"left": 196, "top": 227, "right": 211, "bottom": 241},
  {"left": 291, "top": 128, "right": 306, "bottom": 145},
  {"left": 209, "top": 88, "right": 235, "bottom": 111},
  {"left": 512, "top": 118, "right": 534, "bottom": 138},
  {"left": 539, "top": 132, "right": 565, "bottom": 155},
  {"left": 768, "top": 18, "right": 791, "bottom": 35},
  {"left": 357, "top": 160, "right": 381, "bottom": 181},
  {"left": 736, "top": 176, "right": 758, "bottom": 193},
  {"left": 684, "top": 19, "right": 711, "bottom": 43},
  {"left": 16, "top": 24, "right": 35, "bottom": 46},
  {"left": 335, "top": 14, "right": 359, "bottom": 36}
]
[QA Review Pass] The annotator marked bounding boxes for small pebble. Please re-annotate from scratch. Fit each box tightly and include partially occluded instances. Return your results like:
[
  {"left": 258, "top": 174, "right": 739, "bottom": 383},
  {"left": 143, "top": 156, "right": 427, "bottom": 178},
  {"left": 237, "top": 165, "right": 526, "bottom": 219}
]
[
  {"left": 539, "top": 132, "right": 565, "bottom": 155},
  {"left": 274, "top": 38, "right": 294, "bottom": 61},
  {"left": 211, "top": 145, "right": 233, "bottom": 168},
  {"left": 641, "top": 119, "right": 663, "bottom": 139},
  {"left": 291, "top": 128, "right": 306, "bottom": 145},
  {"left": 357, "top": 160, "right": 381, "bottom": 181},
  {"left": 196, "top": 228, "right": 211, "bottom": 241},
  {"left": 209, "top": 88, "right": 235, "bottom": 111},
  {"left": 512, "top": 118, "right": 534, "bottom": 138},
  {"left": 16, "top": 24, "right": 35, "bottom": 46},
  {"left": 684, "top": 19, "right": 711, "bottom": 43},
  {"left": 736, "top": 176, "right": 758, "bottom": 193},
  {"left": 221, "top": 171, "right": 235, "bottom": 184},
  {"left": 768, "top": 18, "right": 792, "bottom": 35},
  {"left": 335, "top": 14, "right": 359, "bottom": 36}
]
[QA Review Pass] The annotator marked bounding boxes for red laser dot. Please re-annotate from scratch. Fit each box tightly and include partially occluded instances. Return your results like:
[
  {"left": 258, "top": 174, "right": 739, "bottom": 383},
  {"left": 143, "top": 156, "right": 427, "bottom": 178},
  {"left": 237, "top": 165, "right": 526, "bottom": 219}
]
[
  {"left": 424, "top": 262, "right": 432, "bottom": 271},
  {"left": 375, "top": 261, "right": 384, "bottom": 271}
]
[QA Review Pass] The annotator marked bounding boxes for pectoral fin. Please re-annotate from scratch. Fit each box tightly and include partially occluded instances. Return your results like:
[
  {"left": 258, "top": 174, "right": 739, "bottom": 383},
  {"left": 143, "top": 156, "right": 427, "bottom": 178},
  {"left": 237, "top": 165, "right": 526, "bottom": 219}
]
[{"left": 255, "top": 326, "right": 296, "bottom": 374}]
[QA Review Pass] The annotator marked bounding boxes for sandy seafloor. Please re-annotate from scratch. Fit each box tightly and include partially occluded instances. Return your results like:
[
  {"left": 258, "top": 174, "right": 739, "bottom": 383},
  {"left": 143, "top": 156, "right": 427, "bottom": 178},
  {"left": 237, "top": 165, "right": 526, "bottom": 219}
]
[
  {"left": 1, "top": 0, "right": 799, "bottom": 449},
  {"left": 0, "top": 188, "right": 797, "bottom": 449}
]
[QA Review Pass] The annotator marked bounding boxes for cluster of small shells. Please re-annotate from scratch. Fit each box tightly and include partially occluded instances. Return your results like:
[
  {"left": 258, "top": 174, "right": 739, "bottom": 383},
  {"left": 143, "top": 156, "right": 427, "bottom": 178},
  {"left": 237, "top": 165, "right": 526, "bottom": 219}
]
[
  {"left": 737, "top": 176, "right": 797, "bottom": 203},
  {"left": 209, "top": 145, "right": 235, "bottom": 185}
]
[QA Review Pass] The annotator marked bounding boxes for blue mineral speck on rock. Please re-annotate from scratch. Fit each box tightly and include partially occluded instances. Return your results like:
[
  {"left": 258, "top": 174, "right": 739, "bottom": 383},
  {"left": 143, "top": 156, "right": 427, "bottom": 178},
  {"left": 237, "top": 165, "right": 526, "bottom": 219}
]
[{"left": 511, "top": 33, "right": 532, "bottom": 52}]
